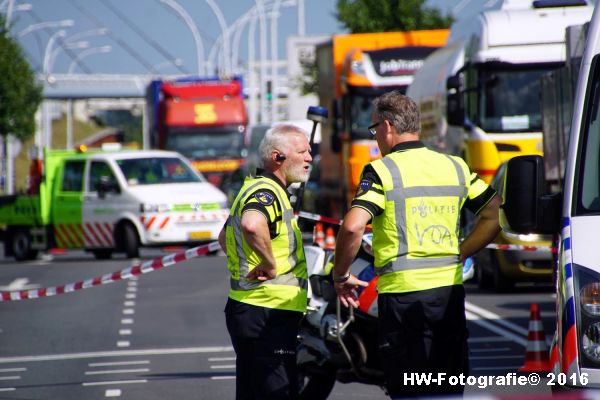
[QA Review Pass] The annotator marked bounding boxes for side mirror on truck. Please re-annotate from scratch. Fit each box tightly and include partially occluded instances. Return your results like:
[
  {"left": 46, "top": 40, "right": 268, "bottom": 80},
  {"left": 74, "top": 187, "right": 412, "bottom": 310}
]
[
  {"left": 502, "top": 155, "right": 561, "bottom": 235},
  {"left": 446, "top": 74, "right": 464, "bottom": 126},
  {"left": 97, "top": 176, "right": 120, "bottom": 199}
]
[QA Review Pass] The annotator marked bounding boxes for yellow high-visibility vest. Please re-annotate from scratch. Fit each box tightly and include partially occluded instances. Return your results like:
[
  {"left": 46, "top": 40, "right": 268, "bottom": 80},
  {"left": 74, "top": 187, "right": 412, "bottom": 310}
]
[
  {"left": 370, "top": 147, "right": 479, "bottom": 294},
  {"left": 226, "top": 176, "right": 307, "bottom": 312}
]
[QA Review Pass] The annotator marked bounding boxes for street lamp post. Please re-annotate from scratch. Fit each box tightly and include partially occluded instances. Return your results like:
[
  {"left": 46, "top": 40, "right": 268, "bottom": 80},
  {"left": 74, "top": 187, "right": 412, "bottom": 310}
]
[
  {"left": 1, "top": 0, "right": 32, "bottom": 28},
  {"left": 255, "top": 0, "right": 268, "bottom": 123},
  {"left": 205, "top": 0, "right": 230, "bottom": 76},
  {"left": 67, "top": 45, "right": 112, "bottom": 74},
  {"left": 65, "top": 45, "right": 112, "bottom": 149},
  {"left": 158, "top": 0, "right": 205, "bottom": 76},
  {"left": 18, "top": 19, "right": 74, "bottom": 38},
  {"left": 47, "top": 40, "right": 89, "bottom": 73},
  {"left": 42, "top": 29, "right": 68, "bottom": 151},
  {"left": 151, "top": 58, "right": 184, "bottom": 75},
  {"left": 270, "top": 0, "right": 282, "bottom": 122}
]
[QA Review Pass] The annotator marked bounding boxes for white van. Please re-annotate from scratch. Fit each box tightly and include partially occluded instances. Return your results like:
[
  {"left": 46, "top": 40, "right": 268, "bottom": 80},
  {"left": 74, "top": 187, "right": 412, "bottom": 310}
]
[{"left": 502, "top": 3, "right": 600, "bottom": 387}]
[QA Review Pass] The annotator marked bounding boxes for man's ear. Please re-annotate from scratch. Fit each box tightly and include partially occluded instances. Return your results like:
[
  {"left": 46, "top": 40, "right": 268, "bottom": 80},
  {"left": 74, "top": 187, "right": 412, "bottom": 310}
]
[{"left": 272, "top": 150, "right": 286, "bottom": 162}]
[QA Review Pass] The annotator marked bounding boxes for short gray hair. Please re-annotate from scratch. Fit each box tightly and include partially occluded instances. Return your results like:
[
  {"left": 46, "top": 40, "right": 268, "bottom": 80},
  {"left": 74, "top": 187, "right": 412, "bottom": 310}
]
[
  {"left": 373, "top": 91, "right": 420, "bottom": 134},
  {"left": 258, "top": 124, "right": 309, "bottom": 167}
]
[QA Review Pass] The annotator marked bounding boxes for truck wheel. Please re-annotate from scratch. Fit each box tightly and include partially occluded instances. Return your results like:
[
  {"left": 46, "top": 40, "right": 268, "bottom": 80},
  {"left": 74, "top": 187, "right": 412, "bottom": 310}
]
[
  {"left": 92, "top": 249, "right": 113, "bottom": 260},
  {"left": 12, "top": 229, "right": 38, "bottom": 261},
  {"left": 120, "top": 223, "right": 139, "bottom": 259}
]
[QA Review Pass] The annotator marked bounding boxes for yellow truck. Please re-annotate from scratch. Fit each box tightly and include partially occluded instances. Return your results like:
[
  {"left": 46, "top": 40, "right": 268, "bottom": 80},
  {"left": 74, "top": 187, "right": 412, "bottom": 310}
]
[{"left": 315, "top": 30, "right": 449, "bottom": 218}]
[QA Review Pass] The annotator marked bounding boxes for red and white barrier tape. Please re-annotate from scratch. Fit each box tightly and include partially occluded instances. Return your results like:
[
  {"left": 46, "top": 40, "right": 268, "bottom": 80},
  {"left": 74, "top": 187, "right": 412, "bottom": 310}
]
[
  {"left": 0, "top": 241, "right": 221, "bottom": 302},
  {"left": 485, "top": 243, "right": 557, "bottom": 253},
  {"left": 297, "top": 211, "right": 342, "bottom": 226}
]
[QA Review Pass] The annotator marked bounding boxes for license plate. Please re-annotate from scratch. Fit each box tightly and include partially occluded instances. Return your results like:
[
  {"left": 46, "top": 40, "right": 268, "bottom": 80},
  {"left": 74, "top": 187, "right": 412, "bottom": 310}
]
[{"left": 189, "top": 231, "right": 212, "bottom": 240}]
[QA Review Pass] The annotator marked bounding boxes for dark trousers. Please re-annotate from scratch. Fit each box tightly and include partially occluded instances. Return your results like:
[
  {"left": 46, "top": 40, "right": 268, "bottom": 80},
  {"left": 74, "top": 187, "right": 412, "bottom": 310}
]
[
  {"left": 225, "top": 298, "right": 302, "bottom": 400},
  {"left": 378, "top": 285, "right": 469, "bottom": 399}
]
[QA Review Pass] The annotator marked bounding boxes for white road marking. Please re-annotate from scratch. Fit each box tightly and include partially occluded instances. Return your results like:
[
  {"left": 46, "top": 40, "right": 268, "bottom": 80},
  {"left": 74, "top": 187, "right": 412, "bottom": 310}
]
[
  {"left": 472, "top": 366, "right": 521, "bottom": 371},
  {"left": 90, "top": 361, "right": 150, "bottom": 367},
  {"left": 83, "top": 379, "right": 147, "bottom": 386},
  {"left": 85, "top": 368, "right": 149, "bottom": 375},
  {"left": 122, "top": 309, "right": 135, "bottom": 315},
  {"left": 210, "top": 365, "right": 235, "bottom": 369},
  {"left": 0, "top": 388, "right": 15, "bottom": 392},
  {"left": 124, "top": 301, "right": 136, "bottom": 307},
  {"left": 125, "top": 293, "right": 136, "bottom": 299},
  {"left": 105, "top": 389, "right": 122, "bottom": 397},
  {"left": 0, "top": 368, "right": 26, "bottom": 372},
  {"left": 470, "top": 355, "right": 524, "bottom": 360},
  {"left": 0, "top": 346, "right": 234, "bottom": 363},
  {"left": 465, "top": 302, "right": 529, "bottom": 337},
  {"left": 0, "top": 376, "right": 20, "bottom": 380},
  {"left": 116, "top": 341, "right": 130, "bottom": 348},
  {"left": 468, "top": 336, "right": 513, "bottom": 343},
  {"left": 470, "top": 347, "right": 511, "bottom": 353},
  {"left": 208, "top": 357, "right": 236, "bottom": 362},
  {"left": 119, "top": 329, "right": 132, "bottom": 336},
  {"left": 127, "top": 281, "right": 137, "bottom": 287},
  {"left": 211, "top": 376, "right": 236, "bottom": 380},
  {"left": 126, "top": 287, "right": 137, "bottom": 293},
  {"left": 465, "top": 310, "right": 527, "bottom": 347},
  {"left": 0, "top": 278, "right": 40, "bottom": 291},
  {"left": 121, "top": 319, "right": 134, "bottom": 324}
]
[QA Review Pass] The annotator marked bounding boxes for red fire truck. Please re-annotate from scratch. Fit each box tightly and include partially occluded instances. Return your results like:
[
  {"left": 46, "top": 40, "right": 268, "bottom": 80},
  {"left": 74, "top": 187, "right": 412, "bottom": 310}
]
[{"left": 147, "top": 77, "right": 248, "bottom": 188}]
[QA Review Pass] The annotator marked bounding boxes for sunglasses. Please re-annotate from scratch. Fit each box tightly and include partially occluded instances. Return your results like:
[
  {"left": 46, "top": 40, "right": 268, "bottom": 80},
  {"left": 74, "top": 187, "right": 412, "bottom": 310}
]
[{"left": 368, "top": 121, "right": 381, "bottom": 136}]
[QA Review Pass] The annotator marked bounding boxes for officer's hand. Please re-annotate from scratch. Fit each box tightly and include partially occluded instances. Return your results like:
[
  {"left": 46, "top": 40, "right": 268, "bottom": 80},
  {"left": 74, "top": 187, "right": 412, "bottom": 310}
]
[
  {"left": 246, "top": 263, "right": 277, "bottom": 281},
  {"left": 334, "top": 275, "right": 368, "bottom": 308}
]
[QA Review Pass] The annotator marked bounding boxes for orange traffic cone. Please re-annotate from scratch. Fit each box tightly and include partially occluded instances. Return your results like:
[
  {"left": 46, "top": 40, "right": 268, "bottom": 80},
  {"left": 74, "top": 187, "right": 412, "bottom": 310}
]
[
  {"left": 519, "top": 303, "right": 551, "bottom": 373},
  {"left": 324, "top": 226, "right": 336, "bottom": 250},
  {"left": 313, "top": 223, "right": 325, "bottom": 248}
]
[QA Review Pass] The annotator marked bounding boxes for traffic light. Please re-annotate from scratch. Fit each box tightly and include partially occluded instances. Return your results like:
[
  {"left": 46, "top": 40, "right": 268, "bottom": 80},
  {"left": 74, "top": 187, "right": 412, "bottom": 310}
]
[{"left": 266, "top": 80, "right": 272, "bottom": 101}]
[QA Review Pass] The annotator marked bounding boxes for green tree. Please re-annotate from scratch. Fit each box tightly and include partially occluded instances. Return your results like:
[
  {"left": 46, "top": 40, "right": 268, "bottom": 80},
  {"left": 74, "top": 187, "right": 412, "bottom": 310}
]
[
  {"left": 0, "top": 15, "right": 42, "bottom": 143},
  {"left": 336, "top": 0, "right": 453, "bottom": 33},
  {"left": 293, "top": 57, "right": 319, "bottom": 96}
]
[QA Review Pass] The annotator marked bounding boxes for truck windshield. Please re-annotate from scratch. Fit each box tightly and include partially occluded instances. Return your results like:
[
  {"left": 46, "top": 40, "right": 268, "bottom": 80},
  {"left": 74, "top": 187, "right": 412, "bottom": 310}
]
[
  {"left": 165, "top": 126, "right": 245, "bottom": 160},
  {"left": 348, "top": 86, "right": 407, "bottom": 140},
  {"left": 478, "top": 64, "right": 559, "bottom": 133},
  {"left": 116, "top": 157, "right": 201, "bottom": 186},
  {"left": 350, "top": 94, "right": 378, "bottom": 139}
]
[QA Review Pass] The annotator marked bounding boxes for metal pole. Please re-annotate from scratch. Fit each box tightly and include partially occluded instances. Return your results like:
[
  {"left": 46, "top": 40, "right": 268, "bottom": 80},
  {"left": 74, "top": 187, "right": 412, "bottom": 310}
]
[
  {"left": 255, "top": 0, "right": 268, "bottom": 123},
  {"left": 159, "top": 0, "right": 205, "bottom": 76},
  {"left": 67, "top": 46, "right": 112, "bottom": 74},
  {"left": 248, "top": 14, "right": 258, "bottom": 126},
  {"left": 66, "top": 99, "right": 73, "bottom": 149},
  {"left": 205, "top": 0, "right": 230, "bottom": 76},
  {"left": 142, "top": 105, "right": 149, "bottom": 150},
  {"left": 43, "top": 29, "right": 68, "bottom": 151},
  {"left": 270, "top": 0, "right": 282, "bottom": 122},
  {"left": 18, "top": 19, "right": 74, "bottom": 38},
  {"left": 297, "top": 0, "right": 305, "bottom": 36}
]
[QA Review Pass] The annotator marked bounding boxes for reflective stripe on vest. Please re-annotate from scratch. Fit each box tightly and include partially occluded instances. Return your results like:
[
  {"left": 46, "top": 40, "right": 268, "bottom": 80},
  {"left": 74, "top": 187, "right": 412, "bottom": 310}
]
[
  {"left": 228, "top": 178, "right": 307, "bottom": 291},
  {"left": 375, "top": 153, "right": 468, "bottom": 275}
]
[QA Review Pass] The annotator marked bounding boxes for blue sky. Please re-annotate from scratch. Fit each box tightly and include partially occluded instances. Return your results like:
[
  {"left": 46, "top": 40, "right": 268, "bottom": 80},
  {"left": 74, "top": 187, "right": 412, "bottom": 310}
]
[{"left": 8, "top": 0, "right": 459, "bottom": 75}]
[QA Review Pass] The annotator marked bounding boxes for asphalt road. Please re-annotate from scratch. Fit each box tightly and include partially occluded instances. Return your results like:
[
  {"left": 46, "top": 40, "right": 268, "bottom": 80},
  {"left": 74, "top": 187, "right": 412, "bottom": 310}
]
[{"left": 0, "top": 248, "right": 561, "bottom": 399}]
